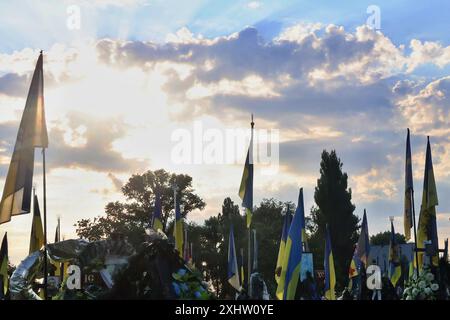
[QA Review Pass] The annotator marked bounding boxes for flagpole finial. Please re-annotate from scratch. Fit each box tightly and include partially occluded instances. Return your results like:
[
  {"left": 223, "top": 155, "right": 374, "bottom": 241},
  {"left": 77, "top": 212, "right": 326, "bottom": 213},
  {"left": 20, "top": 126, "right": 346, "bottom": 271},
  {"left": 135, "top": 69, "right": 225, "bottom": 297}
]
[
  {"left": 251, "top": 114, "right": 254, "bottom": 129},
  {"left": 40, "top": 50, "right": 43, "bottom": 55}
]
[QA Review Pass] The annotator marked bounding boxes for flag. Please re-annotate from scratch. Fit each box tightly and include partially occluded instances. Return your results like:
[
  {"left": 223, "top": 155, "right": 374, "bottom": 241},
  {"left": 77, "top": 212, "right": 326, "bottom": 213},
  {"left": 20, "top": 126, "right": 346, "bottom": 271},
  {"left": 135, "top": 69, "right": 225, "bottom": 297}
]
[
  {"left": 275, "top": 205, "right": 292, "bottom": 284},
  {"left": 276, "top": 188, "right": 304, "bottom": 300},
  {"left": 29, "top": 194, "right": 44, "bottom": 254},
  {"left": 152, "top": 190, "right": 163, "bottom": 232},
  {"left": 300, "top": 201, "right": 309, "bottom": 252},
  {"left": 240, "top": 248, "right": 245, "bottom": 287},
  {"left": 324, "top": 225, "right": 336, "bottom": 300},
  {"left": 417, "top": 137, "right": 439, "bottom": 268},
  {"left": 388, "top": 221, "right": 402, "bottom": 287},
  {"left": 0, "top": 233, "right": 8, "bottom": 296},
  {"left": 239, "top": 117, "right": 254, "bottom": 228},
  {"left": 347, "top": 248, "right": 360, "bottom": 291},
  {"left": 227, "top": 224, "right": 241, "bottom": 291},
  {"left": 173, "top": 193, "right": 184, "bottom": 258},
  {"left": 404, "top": 128, "right": 414, "bottom": 241},
  {"left": 356, "top": 209, "right": 370, "bottom": 267},
  {"left": 0, "top": 52, "right": 48, "bottom": 224}
]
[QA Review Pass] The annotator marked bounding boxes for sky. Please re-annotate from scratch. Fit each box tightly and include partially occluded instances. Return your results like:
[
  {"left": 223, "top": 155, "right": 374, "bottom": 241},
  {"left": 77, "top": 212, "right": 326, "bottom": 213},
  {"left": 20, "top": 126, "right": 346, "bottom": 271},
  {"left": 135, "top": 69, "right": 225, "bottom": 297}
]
[{"left": 1, "top": 0, "right": 450, "bottom": 264}]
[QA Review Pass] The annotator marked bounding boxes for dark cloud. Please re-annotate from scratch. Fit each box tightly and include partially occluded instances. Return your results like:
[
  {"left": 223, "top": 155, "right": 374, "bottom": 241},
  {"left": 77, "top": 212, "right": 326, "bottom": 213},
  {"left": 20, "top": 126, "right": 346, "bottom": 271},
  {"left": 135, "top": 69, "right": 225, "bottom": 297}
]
[
  {"left": 0, "top": 73, "right": 29, "bottom": 97},
  {"left": 46, "top": 112, "right": 148, "bottom": 173}
]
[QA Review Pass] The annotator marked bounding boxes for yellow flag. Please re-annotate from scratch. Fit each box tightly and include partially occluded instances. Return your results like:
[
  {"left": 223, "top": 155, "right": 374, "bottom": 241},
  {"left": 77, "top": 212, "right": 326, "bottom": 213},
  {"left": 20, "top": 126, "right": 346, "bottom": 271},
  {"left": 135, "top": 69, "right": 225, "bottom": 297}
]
[{"left": 0, "top": 52, "right": 48, "bottom": 224}]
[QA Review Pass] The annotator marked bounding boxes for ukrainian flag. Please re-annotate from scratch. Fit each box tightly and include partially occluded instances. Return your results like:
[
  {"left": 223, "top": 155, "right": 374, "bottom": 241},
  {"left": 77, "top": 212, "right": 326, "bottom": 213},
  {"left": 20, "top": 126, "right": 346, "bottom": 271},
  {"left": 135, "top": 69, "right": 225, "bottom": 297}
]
[
  {"left": 324, "top": 225, "right": 336, "bottom": 300},
  {"left": 152, "top": 190, "right": 163, "bottom": 232},
  {"left": 0, "top": 52, "right": 48, "bottom": 224},
  {"left": 404, "top": 129, "right": 414, "bottom": 241},
  {"left": 417, "top": 136, "right": 439, "bottom": 268},
  {"left": 347, "top": 249, "right": 359, "bottom": 291},
  {"left": 239, "top": 117, "right": 254, "bottom": 228},
  {"left": 276, "top": 188, "right": 304, "bottom": 300},
  {"left": 29, "top": 194, "right": 44, "bottom": 254},
  {"left": 275, "top": 205, "right": 291, "bottom": 284},
  {"left": 0, "top": 233, "right": 8, "bottom": 297},
  {"left": 388, "top": 221, "right": 401, "bottom": 287},
  {"left": 173, "top": 195, "right": 184, "bottom": 258},
  {"left": 227, "top": 224, "right": 241, "bottom": 291},
  {"left": 356, "top": 209, "right": 370, "bottom": 267}
]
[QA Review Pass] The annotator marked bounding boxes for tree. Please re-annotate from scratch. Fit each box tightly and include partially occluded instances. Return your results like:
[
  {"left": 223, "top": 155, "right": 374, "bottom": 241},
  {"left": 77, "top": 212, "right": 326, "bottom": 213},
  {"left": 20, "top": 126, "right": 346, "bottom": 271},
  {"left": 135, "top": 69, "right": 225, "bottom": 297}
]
[
  {"left": 309, "top": 150, "right": 359, "bottom": 291},
  {"left": 370, "top": 231, "right": 406, "bottom": 246},
  {"left": 75, "top": 169, "right": 205, "bottom": 247}
]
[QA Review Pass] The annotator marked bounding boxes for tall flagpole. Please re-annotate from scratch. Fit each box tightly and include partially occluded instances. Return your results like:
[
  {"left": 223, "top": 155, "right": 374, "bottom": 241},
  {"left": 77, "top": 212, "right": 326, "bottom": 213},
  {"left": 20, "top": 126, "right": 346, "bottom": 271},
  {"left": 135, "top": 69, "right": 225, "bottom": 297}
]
[
  {"left": 411, "top": 189, "right": 420, "bottom": 278},
  {"left": 408, "top": 129, "right": 420, "bottom": 278},
  {"left": 247, "top": 114, "right": 254, "bottom": 294},
  {"left": 42, "top": 147, "right": 48, "bottom": 299}
]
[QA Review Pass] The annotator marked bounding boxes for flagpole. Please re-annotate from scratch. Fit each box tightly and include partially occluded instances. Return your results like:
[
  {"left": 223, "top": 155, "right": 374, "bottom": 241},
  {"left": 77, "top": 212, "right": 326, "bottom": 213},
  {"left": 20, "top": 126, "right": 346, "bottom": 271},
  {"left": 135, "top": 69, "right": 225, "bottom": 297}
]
[
  {"left": 411, "top": 189, "right": 420, "bottom": 278},
  {"left": 248, "top": 114, "right": 255, "bottom": 294},
  {"left": 42, "top": 147, "right": 48, "bottom": 300}
]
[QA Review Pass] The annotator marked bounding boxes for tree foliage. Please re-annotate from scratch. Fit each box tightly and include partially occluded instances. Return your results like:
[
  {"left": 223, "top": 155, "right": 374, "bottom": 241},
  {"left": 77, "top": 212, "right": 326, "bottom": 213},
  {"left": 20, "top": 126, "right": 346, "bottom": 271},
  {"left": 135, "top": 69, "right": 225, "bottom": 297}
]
[
  {"left": 370, "top": 231, "right": 406, "bottom": 246},
  {"left": 75, "top": 169, "right": 205, "bottom": 247},
  {"left": 309, "top": 150, "right": 359, "bottom": 291}
]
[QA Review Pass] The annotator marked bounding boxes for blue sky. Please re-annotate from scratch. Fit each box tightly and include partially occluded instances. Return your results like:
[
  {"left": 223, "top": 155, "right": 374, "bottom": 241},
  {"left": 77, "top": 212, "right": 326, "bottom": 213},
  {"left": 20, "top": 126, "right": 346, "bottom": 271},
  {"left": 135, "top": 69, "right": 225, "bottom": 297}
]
[
  {"left": 1, "top": 1, "right": 450, "bottom": 52},
  {"left": 1, "top": 0, "right": 450, "bottom": 263}
]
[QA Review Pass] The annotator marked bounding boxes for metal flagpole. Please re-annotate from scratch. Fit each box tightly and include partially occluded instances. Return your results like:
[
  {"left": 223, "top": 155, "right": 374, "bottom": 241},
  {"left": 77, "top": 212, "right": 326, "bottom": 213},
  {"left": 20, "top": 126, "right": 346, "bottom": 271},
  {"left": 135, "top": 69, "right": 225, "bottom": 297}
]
[
  {"left": 42, "top": 148, "right": 48, "bottom": 300},
  {"left": 247, "top": 114, "right": 254, "bottom": 295},
  {"left": 411, "top": 191, "right": 420, "bottom": 278}
]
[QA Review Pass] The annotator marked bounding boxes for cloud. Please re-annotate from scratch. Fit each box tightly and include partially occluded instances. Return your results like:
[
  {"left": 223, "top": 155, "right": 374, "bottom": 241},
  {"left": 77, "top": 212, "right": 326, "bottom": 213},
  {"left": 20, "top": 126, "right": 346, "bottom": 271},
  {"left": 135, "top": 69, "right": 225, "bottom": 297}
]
[
  {"left": 247, "top": 2, "right": 262, "bottom": 10},
  {"left": 46, "top": 112, "right": 148, "bottom": 174}
]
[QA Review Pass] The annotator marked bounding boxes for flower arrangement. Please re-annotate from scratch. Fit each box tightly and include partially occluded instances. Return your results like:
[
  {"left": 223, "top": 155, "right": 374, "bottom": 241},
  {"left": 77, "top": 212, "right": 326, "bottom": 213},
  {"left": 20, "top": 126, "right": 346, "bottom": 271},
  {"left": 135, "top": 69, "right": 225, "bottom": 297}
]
[
  {"left": 172, "top": 268, "right": 211, "bottom": 300},
  {"left": 402, "top": 267, "right": 439, "bottom": 300}
]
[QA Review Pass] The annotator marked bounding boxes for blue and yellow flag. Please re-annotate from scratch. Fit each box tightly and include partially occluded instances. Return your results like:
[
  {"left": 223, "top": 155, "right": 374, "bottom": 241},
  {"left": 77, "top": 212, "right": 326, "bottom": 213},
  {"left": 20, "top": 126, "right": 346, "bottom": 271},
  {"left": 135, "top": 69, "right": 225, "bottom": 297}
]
[
  {"left": 324, "top": 225, "right": 336, "bottom": 300},
  {"left": 239, "top": 117, "right": 254, "bottom": 228},
  {"left": 356, "top": 209, "right": 370, "bottom": 267},
  {"left": 173, "top": 194, "right": 184, "bottom": 258},
  {"left": 417, "top": 137, "right": 439, "bottom": 268},
  {"left": 152, "top": 190, "right": 163, "bottom": 232},
  {"left": 0, "top": 233, "right": 8, "bottom": 297},
  {"left": 404, "top": 129, "right": 414, "bottom": 241},
  {"left": 227, "top": 224, "right": 241, "bottom": 291},
  {"left": 275, "top": 205, "right": 292, "bottom": 284},
  {"left": 347, "top": 247, "right": 360, "bottom": 291},
  {"left": 0, "top": 52, "right": 48, "bottom": 224},
  {"left": 389, "top": 221, "right": 402, "bottom": 287},
  {"left": 276, "top": 188, "right": 304, "bottom": 300},
  {"left": 29, "top": 194, "right": 44, "bottom": 254}
]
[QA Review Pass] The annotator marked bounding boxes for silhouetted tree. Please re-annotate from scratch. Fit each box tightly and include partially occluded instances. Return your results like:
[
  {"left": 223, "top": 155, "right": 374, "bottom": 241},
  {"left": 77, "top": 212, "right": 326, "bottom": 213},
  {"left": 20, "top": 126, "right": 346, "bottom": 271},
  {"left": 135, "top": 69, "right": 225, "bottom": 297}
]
[
  {"left": 370, "top": 231, "right": 406, "bottom": 246},
  {"left": 309, "top": 150, "right": 359, "bottom": 291},
  {"left": 75, "top": 169, "right": 205, "bottom": 247}
]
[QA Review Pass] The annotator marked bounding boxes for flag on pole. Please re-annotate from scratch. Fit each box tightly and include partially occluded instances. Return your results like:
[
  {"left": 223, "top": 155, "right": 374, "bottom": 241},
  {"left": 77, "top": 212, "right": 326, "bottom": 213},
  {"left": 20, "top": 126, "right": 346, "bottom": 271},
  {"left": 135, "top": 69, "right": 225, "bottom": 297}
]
[
  {"left": 276, "top": 188, "right": 304, "bottom": 300},
  {"left": 356, "top": 209, "right": 370, "bottom": 267},
  {"left": 152, "top": 189, "right": 163, "bottom": 232},
  {"left": 29, "top": 194, "right": 44, "bottom": 254},
  {"left": 239, "top": 116, "right": 254, "bottom": 228},
  {"left": 173, "top": 190, "right": 184, "bottom": 258},
  {"left": 275, "top": 205, "right": 292, "bottom": 284},
  {"left": 404, "top": 128, "right": 414, "bottom": 241},
  {"left": 0, "top": 52, "right": 48, "bottom": 224},
  {"left": 324, "top": 225, "right": 336, "bottom": 300},
  {"left": 0, "top": 233, "right": 8, "bottom": 297},
  {"left": 417, "top": 137, "right": 439, "bottom": 268},
  {"left": 347, "top": 247, "right": 360, "bottom": 291},
  {"left": 240, "top": 248, "right": 245, "bottom": 287},
  {"left": 388, "top": 221, "right": 402, "bottom": 287},
  {"left": 227, "top": 224, "right": 241, "bottom": 291}
]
